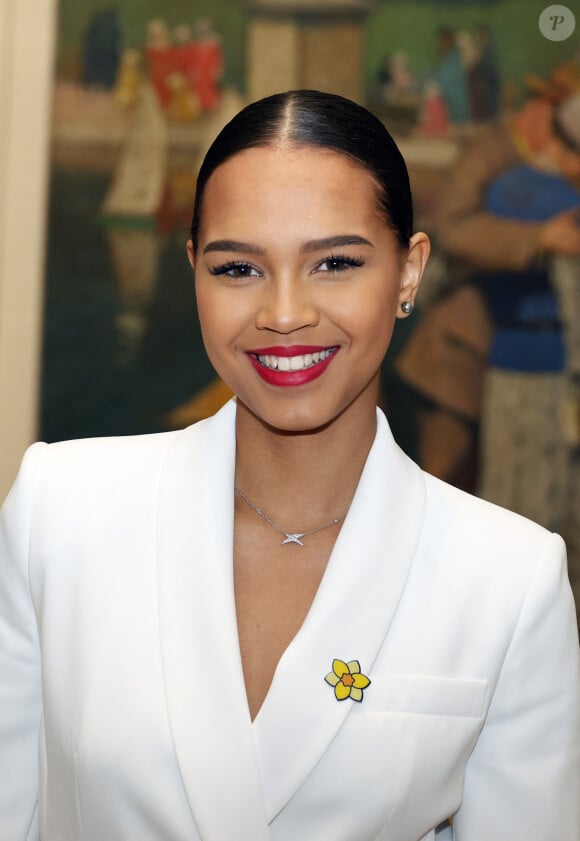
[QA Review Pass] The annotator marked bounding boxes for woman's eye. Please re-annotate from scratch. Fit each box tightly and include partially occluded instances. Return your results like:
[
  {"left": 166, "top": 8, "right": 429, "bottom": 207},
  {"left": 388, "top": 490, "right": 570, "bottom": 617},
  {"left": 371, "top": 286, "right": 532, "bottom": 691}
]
[
  {"left": 209, "top": 261, "right": 261, "bottom": 279},
  {"left": 315, "top": 255, "right": 364, "bottom": 273}
]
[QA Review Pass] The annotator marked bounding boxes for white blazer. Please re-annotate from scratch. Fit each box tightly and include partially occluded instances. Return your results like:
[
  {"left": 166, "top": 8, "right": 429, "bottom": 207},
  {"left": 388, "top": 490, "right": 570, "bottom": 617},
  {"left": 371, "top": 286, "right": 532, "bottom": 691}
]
[{"left": 1, "top": 399, "right": 578, "bottom": 841}]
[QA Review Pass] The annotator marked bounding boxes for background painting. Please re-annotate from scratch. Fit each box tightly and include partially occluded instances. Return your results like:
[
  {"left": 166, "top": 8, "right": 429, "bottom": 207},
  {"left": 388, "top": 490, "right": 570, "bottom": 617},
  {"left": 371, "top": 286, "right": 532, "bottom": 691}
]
[{"left": 44, "top": 0, "right": 578, "bottom": 450}]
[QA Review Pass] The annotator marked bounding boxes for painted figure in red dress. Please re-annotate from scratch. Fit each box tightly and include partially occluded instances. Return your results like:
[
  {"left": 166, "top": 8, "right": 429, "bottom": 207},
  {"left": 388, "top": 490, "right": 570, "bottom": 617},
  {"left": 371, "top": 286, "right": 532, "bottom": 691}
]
[
  {"left": 190, "top": 18, "right": 223, "bottom": 112},
  {"left": 146, "top": 20, "right": 174, "bottom": 109}
]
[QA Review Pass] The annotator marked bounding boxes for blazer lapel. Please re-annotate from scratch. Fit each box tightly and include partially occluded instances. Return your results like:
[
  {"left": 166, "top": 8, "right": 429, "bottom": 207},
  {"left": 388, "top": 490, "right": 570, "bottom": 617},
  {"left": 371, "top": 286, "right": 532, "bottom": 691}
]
[
  {"left": 252, "top": 409, "right": 427, "bottom": 822},
  {"left": 156, "top": 400, "right": 269, "bottom": 841}
]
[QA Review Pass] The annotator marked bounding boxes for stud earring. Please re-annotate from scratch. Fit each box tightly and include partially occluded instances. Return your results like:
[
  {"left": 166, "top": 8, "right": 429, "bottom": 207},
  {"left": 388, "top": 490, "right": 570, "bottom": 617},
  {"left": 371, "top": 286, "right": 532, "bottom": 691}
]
[{"left": 401, "top": 301, "right": 414, "bottom": 315}]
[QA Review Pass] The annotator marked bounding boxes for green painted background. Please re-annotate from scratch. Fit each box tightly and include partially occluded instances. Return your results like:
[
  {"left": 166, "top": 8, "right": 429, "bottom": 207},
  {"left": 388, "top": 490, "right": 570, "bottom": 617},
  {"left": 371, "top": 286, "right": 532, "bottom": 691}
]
[
  {"left": 57, "top": 0, "right": 578, "bottom": 99},
  {"left": 364, "top": 0, "right": 577, "bottom": 99}
]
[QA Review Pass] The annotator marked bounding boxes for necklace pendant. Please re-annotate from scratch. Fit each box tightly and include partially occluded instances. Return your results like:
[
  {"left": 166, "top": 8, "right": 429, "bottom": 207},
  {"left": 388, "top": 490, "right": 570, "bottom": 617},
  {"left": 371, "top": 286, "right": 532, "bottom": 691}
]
[{"left": 282, "top": 533, "right": 306, "bottom": 546}]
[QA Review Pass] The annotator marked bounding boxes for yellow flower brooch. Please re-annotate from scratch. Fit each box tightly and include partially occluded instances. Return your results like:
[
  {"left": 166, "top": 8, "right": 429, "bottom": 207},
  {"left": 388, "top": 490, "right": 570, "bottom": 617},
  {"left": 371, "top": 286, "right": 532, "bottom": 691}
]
[{"left": 325, "top": 659, "right": 371, "bottom": 702}]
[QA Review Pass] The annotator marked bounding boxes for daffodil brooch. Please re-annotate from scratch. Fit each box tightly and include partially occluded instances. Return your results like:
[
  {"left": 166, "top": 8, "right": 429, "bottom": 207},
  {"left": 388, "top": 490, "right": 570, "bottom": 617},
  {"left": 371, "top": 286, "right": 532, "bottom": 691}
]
[{"left": 325, "top": 659, "right": 371, "bottom": 702}]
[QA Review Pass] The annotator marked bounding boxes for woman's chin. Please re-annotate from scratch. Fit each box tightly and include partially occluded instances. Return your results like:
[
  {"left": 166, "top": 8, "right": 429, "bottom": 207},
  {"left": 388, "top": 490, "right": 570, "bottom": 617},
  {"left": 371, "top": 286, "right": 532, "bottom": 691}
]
[{"left": 235, "top": 394, "right": 340, "bottom": 436}]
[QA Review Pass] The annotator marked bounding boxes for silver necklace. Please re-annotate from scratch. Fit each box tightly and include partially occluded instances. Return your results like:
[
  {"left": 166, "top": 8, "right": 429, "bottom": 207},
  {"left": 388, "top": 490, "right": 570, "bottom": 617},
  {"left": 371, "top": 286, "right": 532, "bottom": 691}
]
[{"left": 234, "top": 486, "right": 346, "bottom": 546}]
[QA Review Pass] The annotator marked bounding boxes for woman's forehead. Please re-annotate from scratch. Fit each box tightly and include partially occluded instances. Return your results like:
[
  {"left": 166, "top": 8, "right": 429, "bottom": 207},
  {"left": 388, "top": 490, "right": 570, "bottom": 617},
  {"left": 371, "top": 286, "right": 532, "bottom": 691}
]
[
  {"left": 210, "top": 144, "right": 376, "bottom": 187},
  {"left": 200, "top": 146, "right": 384, "bottom": 227},
  {"left": 195, "top": 153, "right": 398, "bottom": 257}
]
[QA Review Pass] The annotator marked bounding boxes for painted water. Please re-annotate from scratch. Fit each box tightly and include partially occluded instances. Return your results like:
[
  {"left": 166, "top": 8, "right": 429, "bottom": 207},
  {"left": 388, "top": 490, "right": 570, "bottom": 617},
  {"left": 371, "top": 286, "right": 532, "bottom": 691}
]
[{"left": 41, "top": 167, "right": 213, "bottom": 442}]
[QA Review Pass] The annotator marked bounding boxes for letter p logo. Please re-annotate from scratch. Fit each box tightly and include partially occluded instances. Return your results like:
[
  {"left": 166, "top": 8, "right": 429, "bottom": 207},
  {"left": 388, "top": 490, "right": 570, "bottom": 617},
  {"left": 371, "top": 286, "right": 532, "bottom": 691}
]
[{"left": 539, "top": 5, "right": 576, "bottom": 40}]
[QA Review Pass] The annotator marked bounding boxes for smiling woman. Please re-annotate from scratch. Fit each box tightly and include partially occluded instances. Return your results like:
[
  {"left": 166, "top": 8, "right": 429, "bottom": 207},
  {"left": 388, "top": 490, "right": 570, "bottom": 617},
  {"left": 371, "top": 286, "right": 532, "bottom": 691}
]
[
  {"left": 0, "top": 90, "right": 579, "bottom": 841},
  {"left": 188, "top": 140, "right": 427, "bottom": 438}
]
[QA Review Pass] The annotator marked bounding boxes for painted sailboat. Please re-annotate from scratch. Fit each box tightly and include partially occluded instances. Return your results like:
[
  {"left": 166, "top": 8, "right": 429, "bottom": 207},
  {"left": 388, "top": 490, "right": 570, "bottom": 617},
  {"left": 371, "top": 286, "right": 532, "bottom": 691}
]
[{"left": 101, "top": 82, "right": 167, "bottom": 224}]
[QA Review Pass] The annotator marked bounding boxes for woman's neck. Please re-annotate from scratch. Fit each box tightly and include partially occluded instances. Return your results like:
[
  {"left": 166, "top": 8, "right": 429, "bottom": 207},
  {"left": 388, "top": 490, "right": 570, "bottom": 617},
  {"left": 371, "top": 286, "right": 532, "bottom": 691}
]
[{"left": 233, "top": 396, "right": 378, "bottom": 529}]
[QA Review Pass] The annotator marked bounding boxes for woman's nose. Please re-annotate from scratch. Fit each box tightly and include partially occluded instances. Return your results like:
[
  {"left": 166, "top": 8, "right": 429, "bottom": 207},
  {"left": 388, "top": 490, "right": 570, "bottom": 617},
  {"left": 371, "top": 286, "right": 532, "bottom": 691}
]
[{"left": 254, "top": 278, "right": 319, "bottom": 334}]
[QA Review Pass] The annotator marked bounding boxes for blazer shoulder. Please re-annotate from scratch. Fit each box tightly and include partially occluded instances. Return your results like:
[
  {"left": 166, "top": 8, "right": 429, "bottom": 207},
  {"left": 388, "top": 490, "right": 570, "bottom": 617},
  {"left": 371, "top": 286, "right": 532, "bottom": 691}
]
[
  {"left": 424, "top": 469, "right": 549, "bottom": 528},
  {"left": 14, "top": 423, "right": 212, "bottom": 505},
  {"left": 32, "top": 401, "right": 235, "bottom": 482},
  {"left": 421, "top": 470, "right": 565, "bottom": 576},
  {"left": 36, "top": 430, "right": 167, "bottom": 480}
]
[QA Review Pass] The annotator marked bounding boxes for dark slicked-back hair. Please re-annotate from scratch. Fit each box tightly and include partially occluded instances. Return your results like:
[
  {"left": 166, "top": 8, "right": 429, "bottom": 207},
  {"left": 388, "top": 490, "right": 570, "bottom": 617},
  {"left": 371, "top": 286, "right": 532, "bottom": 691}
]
[{"left": 190, "top": 90, "right": 413, "bottom": 250}]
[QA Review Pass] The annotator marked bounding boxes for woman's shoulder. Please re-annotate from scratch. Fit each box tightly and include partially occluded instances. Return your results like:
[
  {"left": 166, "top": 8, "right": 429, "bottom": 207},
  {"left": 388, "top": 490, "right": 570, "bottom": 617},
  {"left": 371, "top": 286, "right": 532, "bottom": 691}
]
[
  {"left": 30, "top": 404, "right": 235, "bottom": 483},
  {"left": 28, "top": 428, "right": 181, "bottom": 475},
  {"left": 3, "top": 402, "right": 235, "bottom": 521},
  {"left": 420, "top": 468, "right": 565, "bottom": 582},
  {"left": 10, "top": 420, "right": 211, "bottom": 502}
]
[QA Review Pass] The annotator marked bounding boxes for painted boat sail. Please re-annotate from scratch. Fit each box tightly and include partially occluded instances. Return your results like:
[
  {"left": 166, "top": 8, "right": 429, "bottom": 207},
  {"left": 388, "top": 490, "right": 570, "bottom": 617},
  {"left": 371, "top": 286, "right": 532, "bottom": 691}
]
[{"left": 102, "top": 82, "right": 167, "bottom": 222}]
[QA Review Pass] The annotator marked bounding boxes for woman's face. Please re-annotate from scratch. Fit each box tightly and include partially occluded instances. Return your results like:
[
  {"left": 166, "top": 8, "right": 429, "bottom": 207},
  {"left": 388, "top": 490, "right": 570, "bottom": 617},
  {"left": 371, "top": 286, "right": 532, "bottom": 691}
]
[{"left": 188, "top": 145, "right": 428, "bottom": 433}]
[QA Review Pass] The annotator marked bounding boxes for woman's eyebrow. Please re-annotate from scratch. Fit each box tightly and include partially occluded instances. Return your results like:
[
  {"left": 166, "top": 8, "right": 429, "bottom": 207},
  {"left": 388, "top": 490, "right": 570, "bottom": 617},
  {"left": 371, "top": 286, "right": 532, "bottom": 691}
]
[
  {"left": 203, "top": 239, "right": 266, "bottom": 255},
  {"left": 300, "top": 235, "right": 373, "bottom": 253},
  {"left": 202, "top": 234, "right": 373, "bottom": 256}
]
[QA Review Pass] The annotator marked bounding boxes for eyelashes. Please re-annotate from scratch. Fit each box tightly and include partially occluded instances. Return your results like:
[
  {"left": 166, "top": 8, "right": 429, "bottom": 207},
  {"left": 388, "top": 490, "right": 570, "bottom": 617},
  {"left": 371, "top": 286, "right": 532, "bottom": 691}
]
[
  {"left": 208, "top": 261, "right": 260, "bottom": 279},
  {"left": 208, "top": 254, "right": 365, "bottom": 279},
  {"left": 314, "top": 254, "right": 365, "bottom": 273}
]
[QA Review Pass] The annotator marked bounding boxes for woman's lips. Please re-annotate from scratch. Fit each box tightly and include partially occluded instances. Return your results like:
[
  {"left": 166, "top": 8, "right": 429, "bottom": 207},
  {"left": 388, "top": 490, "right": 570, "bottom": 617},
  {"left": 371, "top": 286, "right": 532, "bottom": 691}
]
[{"left": 245, "top": 345, "right": 339, "bottom": 387}]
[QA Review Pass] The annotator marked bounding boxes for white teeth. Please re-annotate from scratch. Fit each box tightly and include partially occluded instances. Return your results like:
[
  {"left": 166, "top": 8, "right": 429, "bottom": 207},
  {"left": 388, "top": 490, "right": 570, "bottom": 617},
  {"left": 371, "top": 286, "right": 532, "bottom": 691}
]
[{"left": 255, "top": 348, "right": 336, "bottom": 371}]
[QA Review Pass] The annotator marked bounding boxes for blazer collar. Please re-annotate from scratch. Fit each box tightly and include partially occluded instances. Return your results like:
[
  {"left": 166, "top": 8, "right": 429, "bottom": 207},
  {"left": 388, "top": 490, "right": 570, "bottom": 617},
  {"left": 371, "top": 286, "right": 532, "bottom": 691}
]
[
  {"left": 157, "top": 399, "right": 426, "bottom": 833},
  {"left": 252, "top": 407, "right": 426, "bottom": 821},
  {"left": 157, "top": 399, "right": 269, "bottom": 841}
]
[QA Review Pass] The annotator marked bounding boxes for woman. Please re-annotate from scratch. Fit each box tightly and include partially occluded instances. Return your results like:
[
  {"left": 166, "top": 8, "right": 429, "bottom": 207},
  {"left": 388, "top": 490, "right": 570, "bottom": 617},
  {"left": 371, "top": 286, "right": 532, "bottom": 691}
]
[{"left": 1, "top": 90, "right": 578, "bottom": 841}]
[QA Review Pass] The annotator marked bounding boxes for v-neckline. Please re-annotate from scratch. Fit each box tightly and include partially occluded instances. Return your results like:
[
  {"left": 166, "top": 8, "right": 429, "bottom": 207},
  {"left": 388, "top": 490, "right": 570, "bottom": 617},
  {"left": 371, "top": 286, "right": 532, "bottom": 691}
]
[
  {"left": 248, "top": 410, "right": 426, "bottom": 821},
  {"left": 156, "top": 399, "right": 426, "bottom": 830}
]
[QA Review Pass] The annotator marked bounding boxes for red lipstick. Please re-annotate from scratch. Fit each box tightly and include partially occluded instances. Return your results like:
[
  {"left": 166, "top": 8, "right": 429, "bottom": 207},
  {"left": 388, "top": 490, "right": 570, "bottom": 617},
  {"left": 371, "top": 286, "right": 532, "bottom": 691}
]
[{"left": 245, "top": 346, "right": 339, "bottom": 387}]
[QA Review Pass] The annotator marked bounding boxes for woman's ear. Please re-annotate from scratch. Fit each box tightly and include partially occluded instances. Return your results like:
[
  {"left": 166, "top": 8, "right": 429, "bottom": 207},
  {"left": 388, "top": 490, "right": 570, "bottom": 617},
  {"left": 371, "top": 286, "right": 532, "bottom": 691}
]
[
  {"left": 186, "top": 239, "right": 196, "bottom": 271},
  {"left": 397, "top": 231, "right": 430, "bottom": 318}
]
